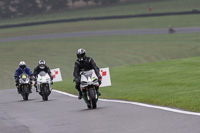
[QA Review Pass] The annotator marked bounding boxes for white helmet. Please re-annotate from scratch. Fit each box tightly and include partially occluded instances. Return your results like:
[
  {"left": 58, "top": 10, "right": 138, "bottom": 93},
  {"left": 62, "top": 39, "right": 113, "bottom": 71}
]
[
  {"left": 38, "top": 60, "right": 46, "bottom": 69},
  {"left": 19, "top": 61, "right": 26, "bottom": 70}
]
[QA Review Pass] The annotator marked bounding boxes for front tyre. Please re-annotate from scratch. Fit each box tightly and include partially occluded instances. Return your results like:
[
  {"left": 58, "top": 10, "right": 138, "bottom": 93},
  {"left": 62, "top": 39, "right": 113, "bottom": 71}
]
[
  {"left": 23, "top": 87, "right": 29, "bottom": 101},
  {"left": 87, "top": 105, "right": 91, "bottom": 109},
  {"left": 42, "top": 86, "right": 49, "bottom": 101},
  {"left": 89, "top": 89, "right": 97, "bottom": 109}
]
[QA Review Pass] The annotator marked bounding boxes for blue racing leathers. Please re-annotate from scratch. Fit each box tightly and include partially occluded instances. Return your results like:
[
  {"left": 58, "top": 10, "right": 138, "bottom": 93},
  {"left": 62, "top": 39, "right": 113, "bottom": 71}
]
[{"left": 14, "top": 66, "right": 32, "bottom": 79}]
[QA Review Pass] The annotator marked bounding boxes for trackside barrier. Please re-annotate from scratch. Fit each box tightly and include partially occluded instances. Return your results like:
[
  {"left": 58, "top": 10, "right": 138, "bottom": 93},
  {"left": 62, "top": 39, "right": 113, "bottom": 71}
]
[{"left": 0, "top": 10, "right": 199, "bottom": 29}]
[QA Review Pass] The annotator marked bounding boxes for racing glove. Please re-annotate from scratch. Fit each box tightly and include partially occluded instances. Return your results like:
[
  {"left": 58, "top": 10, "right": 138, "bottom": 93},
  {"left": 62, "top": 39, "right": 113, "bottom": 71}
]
[
  {"left": 98, "top": 76, "right": 102, "bottom": 85},
  {"left": 73, "top": 78, "right": 80, "bottom": 84}
]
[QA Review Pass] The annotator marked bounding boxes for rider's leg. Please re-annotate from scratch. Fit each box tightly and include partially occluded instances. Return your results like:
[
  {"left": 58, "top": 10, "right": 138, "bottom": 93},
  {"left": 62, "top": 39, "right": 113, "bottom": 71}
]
[
  {"left": 96, "top": 86, "right": 101, "bottom": 96},
  {"left": 76, "top": 84, "right": 82, "bottom": 99}
]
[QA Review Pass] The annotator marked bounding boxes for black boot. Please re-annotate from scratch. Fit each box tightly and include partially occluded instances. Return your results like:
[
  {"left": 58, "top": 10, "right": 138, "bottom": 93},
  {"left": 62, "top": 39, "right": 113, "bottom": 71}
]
[
  {"left": 76, "top": 84, "right": 82, "bottom": 100},
  {"left": 96, "top": 86, "right": 101, "bottom": 96},
  {"left": 30, "top": 86, "right": 32, "bottom": 93},
  {"left": 17, "top": 87, "right": 20, "bottom": 94},
  {"left": 16, "top": 83, "right": 20, "bottom": 94},
  {"left": 35, "top": 85, "right": 38, "bottom": 92},
  {"left": 97, "top": 90, "right": 101, "bottom": 96},
  {"left": 78, "top": 92, "right": 82, "bottom": 100}
]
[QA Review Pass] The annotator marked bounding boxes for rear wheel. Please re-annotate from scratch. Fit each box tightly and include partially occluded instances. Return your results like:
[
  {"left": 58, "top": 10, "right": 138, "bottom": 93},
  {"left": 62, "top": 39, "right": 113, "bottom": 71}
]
[{"left": 89, "top": 89, "right": 97, "bottom": 109}]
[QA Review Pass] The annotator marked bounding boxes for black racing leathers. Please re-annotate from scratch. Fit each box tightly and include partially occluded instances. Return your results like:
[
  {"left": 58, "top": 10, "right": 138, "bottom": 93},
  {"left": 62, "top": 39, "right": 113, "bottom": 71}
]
[
  {"left": 33, "top": 66, "right": 53, "bottom": 81},
  {"left": 73, "top": 57, "right": 101, "bottom": 91}
]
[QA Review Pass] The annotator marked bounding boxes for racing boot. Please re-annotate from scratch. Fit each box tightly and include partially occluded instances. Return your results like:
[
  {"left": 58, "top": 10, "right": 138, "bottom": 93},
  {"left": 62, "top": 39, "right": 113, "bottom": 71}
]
[
  {"left": 96, "top": 86, "right": 101, "bottom": 96},
  {"left": 78, "top": 92, "right": 82, "bottom": 100},
  {"left": 35, "top": 84, "right": 39, "bottom": 92},
  {"left": 17, "top": 86, "right": 20, "bottom": 94},
  {"left": 76, "top": 84, "right": 82, "bottom": 100},
  {"left": 29, "top": 81, "right": 33, "bottom": 93},
  {"left": 16, "top": 82, "right": 20, "bottom": 94},
  {"left": 97, "top": 89, "right": 101, "bottom": 96},
  {"left": 30, "top": 86, "right": 32, "bottom": 93}
]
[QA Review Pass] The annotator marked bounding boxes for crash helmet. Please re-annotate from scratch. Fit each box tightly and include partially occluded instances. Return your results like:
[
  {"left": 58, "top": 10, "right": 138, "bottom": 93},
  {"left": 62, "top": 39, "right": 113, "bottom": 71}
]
[
  {"left": 19, "top": 61, "right": 26, "bottom": 70},
  {"left": 77, "top": 48, "right": 86, "bottom": 61},
  {"left": 38, "top": 60, "right": 46, "bottom": 69}
]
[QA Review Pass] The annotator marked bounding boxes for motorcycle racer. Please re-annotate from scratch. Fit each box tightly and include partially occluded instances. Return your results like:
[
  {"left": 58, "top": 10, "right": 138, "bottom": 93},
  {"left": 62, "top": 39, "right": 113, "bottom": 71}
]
[
  {"left": 73, "top": 48, "right": 102, "bottom": 99},
  {"left": 14, "top": 61, "right": 32, "bottom": 93},
  {"left": 33, "top": 60, "right": 53, "bottom": 92}
]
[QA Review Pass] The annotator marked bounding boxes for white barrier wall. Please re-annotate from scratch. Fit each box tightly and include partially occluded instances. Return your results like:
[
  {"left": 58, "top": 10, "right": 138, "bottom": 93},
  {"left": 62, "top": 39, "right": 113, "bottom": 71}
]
[
  {"left": 100, "top": 67, "right": 112, "bottom": 87},
  {"left": 51, "top": 68, "right": 62, "bottom": 82}
]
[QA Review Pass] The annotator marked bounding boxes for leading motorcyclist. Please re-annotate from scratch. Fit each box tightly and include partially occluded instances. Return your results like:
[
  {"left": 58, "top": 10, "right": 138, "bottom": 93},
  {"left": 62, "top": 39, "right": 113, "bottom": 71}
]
[
  {"left": 33, "top": 60, "right": 53, "bottom": 92},
  {"left": 73, "top": 48, "right": 102, "bottom": 99},
  {"left": 14, "top": 61, "right": 33, "bottom": 93}
]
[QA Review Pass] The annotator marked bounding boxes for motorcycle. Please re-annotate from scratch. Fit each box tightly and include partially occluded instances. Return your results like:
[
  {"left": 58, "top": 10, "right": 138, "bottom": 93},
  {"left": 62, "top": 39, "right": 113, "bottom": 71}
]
[
  {"left": 80, "top": 70, "right": 100, "bottom": 109},
  {"left": 168, "top": 27, "right": 175, "bottom": 33},
  {"left": 36, "top": 71, "right": 52, "bottom": 101},
  {"left": 18, "top": 73, "right": 32, "bottom": 100}
]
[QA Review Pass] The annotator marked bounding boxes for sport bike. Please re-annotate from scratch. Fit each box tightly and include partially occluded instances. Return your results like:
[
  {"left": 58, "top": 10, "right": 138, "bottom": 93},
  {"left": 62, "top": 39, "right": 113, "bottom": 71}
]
[
  {"left": 80, "top": 70, "right": 100, "bottom": 109},
  {"left": 18, "top": 73, "right": 32, "bottom": 100},
  {"left": 36, "top": 71, "right": 52, "bottom": 101}
]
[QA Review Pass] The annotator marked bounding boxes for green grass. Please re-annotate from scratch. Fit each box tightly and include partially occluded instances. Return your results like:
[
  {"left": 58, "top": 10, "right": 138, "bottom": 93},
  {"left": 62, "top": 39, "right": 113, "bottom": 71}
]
[
  {"left": 1, "top": 33, "right": 200, "bottom": 90},
  {"left": 1, "top": 14, "right": 200, "bottom": 38},
  {"left": 1, "top": 0, "right": 200, "bottom": 112},
  {"left": 53, "top": 56, "right": 200, "bottom": 112},
  {"left": 0, "top": 0, "right": 199, "bottom": 26}
]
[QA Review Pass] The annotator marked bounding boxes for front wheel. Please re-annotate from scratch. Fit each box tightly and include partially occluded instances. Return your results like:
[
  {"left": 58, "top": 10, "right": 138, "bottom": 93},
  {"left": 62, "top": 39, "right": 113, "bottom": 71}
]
[
  {"left": 42, "top": 95, "right": 48, "bottom": 101},
  {"left": 42, "top": 86, "right": 49, "bottom": 101},
  {"left": 89, "top": 89, "right": 97, "bottom": 109},
  {"left": 22, "top": 87, "right": 29, "bottom": 101},
  {"left": 23, "top": 93, "right": 29, "bottom": 101},
  {"left": 87, "top": 105, "right": 91, "bottom": 109}
]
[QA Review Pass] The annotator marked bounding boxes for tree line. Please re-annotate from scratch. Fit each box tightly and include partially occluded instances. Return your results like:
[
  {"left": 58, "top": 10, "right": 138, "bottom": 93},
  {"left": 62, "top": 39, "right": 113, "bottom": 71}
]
[{"left": 0, "top": 0, "right": 120, "bottom": 18}]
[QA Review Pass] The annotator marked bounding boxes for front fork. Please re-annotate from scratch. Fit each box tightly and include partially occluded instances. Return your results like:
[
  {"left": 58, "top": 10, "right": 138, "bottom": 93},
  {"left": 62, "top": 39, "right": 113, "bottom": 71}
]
[{"left": 19, "top": 84, "right": 31, "bottom": 93}]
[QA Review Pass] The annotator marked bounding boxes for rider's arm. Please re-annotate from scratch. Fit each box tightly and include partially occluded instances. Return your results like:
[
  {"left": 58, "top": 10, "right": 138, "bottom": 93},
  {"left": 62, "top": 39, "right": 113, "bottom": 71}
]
[
  {"left": 14, "top": 69, "right": 19, "bottom": 79},
  {"left": 90, "top": 58, "right": 102, "bottom": 84},
  {"left": 90, "top": 58, "right": 101, "bottom": 77},
  {"left": 33, "top": 67, "right": 37, "bottom": 77},
  {"left": 46, "top": 66, "right": 53, "bottom": 80},
  {"left": 73, "top": 61, "right": 80, "bottom": 82},
  {"left": 26, "top": 67, "right": 32, "bottom": 76},
  {"left": 33, "top": 67, "right": 40, "bottom": 79}
]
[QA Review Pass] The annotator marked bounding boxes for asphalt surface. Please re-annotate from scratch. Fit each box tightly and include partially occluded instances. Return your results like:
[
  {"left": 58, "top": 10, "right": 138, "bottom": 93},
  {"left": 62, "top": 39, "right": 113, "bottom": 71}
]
[
  {"left": 0, "top": 89, "right": 200, "bottom": 133},
  {"left": 0, "top": 27, "right": 200, "bottom": 42}
]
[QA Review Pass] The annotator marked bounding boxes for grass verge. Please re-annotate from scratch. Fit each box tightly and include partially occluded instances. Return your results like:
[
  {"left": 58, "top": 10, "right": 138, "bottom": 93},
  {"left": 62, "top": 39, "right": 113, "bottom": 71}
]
[
  {"left": 53, "top": 56, "right": 200, "bottom": 112},
  {"left": 1, "top": 33, "right": 200, "bottom": 89},
  {"left": 0, "top": 14, "right": 200, "bottom": 38}
]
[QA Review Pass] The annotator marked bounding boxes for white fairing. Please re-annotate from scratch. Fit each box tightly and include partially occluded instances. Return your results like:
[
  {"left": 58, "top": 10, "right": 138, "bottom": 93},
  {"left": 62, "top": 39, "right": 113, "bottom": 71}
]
[
  {"left": 19, "top": 73, "right": 30, "bottom": 84},
  {"left": 80, "top": 69, "right": 99, "bottom": 89},
  {"left": 19, "top": 77, "right": 30, "bottom": 84},
  {"left": 36, "top": 71, "right": 51, "bottom": 92}
]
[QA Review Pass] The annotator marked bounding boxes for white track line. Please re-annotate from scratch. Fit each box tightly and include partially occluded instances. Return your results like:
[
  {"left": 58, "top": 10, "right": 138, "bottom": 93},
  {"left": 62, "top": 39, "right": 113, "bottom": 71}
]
[{"left": 53, "top": 90, "right": 200, "bottom": 116}]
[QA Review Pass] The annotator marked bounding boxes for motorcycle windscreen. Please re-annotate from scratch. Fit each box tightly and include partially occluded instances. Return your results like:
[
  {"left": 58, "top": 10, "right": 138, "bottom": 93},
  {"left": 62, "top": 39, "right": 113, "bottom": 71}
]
[
  {"left": 39, "top": 71, "right": 46, "bottom": 76},
  {"left": 84, "top": 72, "right": 93, "bottom": 80},
  {"left": 22, "top": 74, "right": 27, "bottom": 79}
]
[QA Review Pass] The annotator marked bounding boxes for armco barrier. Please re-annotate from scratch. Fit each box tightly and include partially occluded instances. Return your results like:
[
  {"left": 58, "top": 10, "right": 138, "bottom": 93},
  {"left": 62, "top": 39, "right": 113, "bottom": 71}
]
[{"left": 0, "top": 10, "right": 200, "bottom": 29}]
